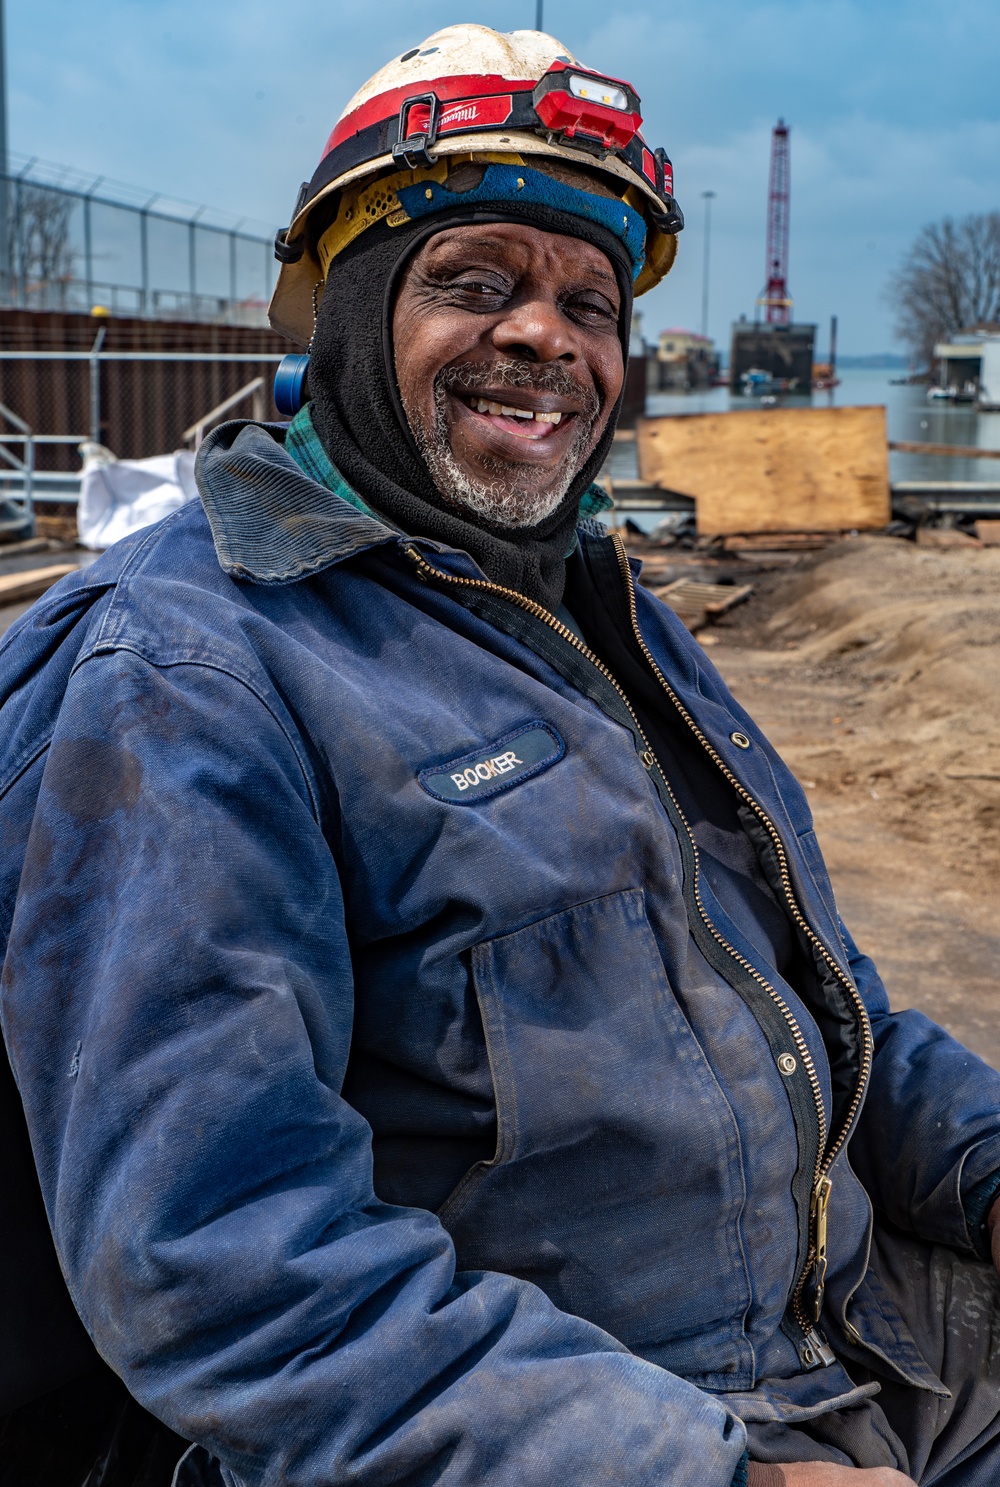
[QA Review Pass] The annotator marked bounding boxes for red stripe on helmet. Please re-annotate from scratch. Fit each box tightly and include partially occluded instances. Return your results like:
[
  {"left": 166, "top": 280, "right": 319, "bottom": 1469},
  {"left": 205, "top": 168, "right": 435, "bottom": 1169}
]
[{"left": 326, "top": 74, "right": 536, "bottom": 157}]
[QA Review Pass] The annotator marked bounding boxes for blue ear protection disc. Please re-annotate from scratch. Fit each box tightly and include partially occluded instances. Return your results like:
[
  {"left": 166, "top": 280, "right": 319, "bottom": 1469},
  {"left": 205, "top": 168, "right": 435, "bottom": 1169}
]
[{"left": 274, "top": 353, "right": 311, "bottom": 417}]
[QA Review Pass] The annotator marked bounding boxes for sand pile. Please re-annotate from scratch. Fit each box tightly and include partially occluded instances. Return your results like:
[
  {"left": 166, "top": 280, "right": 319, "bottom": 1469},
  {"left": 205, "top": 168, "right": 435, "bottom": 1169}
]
[
  {"left": 733, "top": 537, "right": 1000, "bottom": 877},
  {"left": 705, "top": 534, "right": 1000, "bottom": 1059}
]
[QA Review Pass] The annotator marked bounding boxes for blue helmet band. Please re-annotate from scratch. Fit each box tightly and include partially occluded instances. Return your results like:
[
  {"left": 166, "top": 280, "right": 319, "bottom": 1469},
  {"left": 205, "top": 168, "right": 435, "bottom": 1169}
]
[{"left": 396, "top": 164, "right": 647, "bottom": 279}]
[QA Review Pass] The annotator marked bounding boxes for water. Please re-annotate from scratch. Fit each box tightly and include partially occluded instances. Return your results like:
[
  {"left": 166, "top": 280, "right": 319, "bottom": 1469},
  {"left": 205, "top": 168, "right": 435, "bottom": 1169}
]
[{"left": 610, "top": 368, "right": 1000, "bottom": 494}]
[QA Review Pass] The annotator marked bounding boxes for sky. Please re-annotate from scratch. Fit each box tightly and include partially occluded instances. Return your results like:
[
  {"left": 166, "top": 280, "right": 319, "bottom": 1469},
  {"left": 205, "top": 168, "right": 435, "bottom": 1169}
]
[{"left": 8, "top": 0, "right": 1000, "bottom": 355}]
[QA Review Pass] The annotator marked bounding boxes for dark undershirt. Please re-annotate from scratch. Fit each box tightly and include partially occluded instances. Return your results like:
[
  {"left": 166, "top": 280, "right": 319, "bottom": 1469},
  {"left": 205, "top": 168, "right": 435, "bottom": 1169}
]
[{"left": 563, "top": 549, "right": 803, "bottom": 989}]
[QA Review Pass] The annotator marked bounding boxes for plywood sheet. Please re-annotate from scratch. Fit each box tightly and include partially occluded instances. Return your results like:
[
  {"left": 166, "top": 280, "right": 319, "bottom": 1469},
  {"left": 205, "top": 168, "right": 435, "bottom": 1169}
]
[
  {"left": 0, "top": 563, "right": 77, "bottom": 604},
  {"left": 636, "top": 405, "right": 890, "bottom": 536}
]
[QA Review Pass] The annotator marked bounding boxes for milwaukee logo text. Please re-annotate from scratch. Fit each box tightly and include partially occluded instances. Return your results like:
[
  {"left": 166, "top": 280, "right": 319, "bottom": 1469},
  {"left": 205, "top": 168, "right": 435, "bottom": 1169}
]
[{"left": 419, "top": 723, "right": 565, "bottom": 805}]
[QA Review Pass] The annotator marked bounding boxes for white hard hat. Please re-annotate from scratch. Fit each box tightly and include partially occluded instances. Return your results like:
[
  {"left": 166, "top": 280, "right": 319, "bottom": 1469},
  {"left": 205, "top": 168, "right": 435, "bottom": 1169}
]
[{"left": 269, "top": 24, "right": 683, "bottom": 345}]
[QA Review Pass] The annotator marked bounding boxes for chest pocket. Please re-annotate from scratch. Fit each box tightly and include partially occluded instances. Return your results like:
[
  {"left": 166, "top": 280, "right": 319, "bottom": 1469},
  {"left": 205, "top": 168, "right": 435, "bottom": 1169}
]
[{"left": 437, "top": 886, "right": 757, "bottom": 1391}]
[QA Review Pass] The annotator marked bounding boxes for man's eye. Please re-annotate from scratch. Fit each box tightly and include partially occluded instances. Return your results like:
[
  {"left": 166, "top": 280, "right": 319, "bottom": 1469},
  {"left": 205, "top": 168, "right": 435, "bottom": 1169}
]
[
  {"left": 452, "top": 278, "right": 508, "bottom": 301},
  {"left": 565, "top": 294, "right": 617, "bottom": 322}
]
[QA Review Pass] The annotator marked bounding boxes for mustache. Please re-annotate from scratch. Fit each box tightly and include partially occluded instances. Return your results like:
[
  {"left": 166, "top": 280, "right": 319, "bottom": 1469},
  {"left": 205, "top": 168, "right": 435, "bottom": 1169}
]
[{"left": 436, "top": 359, "right": 601, "bottom": 419}]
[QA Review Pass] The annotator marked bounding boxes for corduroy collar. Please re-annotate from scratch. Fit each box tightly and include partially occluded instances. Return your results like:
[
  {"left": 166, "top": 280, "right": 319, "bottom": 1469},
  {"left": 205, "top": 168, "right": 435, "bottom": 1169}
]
[{"left": 195, "top": 416, "right": 613, "bottom": 586}]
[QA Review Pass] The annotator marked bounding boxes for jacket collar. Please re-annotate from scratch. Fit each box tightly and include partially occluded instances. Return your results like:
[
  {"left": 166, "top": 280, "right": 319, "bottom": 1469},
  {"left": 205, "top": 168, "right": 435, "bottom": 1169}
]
[
  {"left": 195, "top": 419, "right": 396, "bottom": 584},
  {"left": 196, "top": 416, "right": 615, "bottom": 586}
]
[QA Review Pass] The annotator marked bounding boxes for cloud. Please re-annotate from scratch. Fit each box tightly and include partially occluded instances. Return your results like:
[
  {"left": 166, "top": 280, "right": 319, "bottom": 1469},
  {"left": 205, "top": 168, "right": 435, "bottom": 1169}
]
[{"left": 8, "top": 0, "right": 999, "bottom": 352}]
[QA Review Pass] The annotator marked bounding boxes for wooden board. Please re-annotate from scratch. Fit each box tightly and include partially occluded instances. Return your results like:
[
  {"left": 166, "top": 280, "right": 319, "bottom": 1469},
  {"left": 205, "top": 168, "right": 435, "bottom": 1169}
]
[
  {"left": 0, "top": 563, "right": 77, "bottom": 605},
  {"left": 651, "top": 579, "right": 753, "bottom": 632},
  {"left": 636, "top": 405, "right": 890, "bottom": 536}
]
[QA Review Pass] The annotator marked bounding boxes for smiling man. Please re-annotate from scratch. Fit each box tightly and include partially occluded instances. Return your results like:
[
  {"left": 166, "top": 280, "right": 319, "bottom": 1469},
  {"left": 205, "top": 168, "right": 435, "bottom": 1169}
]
[
  {"left": 4, "top": 23, "right": 1000, "bottom": 1487},
  {"left": 392, "top": 224, "right": 613, "bottom": 528}
]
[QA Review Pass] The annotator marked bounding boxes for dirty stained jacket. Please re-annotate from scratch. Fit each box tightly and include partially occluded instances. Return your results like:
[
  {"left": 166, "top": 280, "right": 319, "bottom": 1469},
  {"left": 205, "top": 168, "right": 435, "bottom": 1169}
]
[{"left": 2, "top": 420, "right": 1000, "bottom": 1487}]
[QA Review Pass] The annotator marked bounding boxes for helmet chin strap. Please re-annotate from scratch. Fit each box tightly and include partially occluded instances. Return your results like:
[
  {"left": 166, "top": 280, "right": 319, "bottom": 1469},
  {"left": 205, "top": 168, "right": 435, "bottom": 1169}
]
[{"left": 271, "top": 281, "right": 323, "bottom": 417}]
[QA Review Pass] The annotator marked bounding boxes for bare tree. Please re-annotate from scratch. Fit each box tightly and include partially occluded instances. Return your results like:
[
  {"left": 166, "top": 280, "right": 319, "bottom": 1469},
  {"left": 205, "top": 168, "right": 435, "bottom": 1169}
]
[
  {"left": 888, "top": 212, "right": 1000, "bottom": 370},
  {"left": 9, "top": 184, "right": 76, "bottom": 307}
]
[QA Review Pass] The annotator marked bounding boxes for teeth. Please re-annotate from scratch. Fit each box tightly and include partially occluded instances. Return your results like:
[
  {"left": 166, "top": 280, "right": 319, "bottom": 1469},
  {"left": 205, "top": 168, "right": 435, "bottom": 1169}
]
[{"left": 468, "top": 398, "right": 562, "bottom": 426}]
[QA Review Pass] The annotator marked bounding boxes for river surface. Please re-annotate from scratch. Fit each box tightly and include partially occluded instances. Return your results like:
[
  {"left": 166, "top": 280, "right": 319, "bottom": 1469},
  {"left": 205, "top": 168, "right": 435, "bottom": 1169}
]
[{"left": 612, "top": 368, "right": 1000, "bottom": 494}]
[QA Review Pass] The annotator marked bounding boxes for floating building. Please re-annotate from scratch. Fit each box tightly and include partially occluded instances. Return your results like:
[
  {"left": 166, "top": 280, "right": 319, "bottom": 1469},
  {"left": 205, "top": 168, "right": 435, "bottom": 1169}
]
[
  {"left": 729, "top": 318, "right": 816, "bottom": 394},
  {"left": 650, "top": 328, "right": 719, "bottom": 391}
]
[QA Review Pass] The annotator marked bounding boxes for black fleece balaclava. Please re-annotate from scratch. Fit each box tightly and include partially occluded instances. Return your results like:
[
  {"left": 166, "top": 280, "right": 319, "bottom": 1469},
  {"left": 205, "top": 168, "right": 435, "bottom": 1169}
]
[{"left": 307, "top": 201, "right": 634, "bottom": 611}]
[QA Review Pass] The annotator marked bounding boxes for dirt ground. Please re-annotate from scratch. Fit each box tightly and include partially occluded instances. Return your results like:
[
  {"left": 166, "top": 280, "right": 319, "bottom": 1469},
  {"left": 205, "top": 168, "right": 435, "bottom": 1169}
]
[{"left": 642, "top": 533, "right": 1000, "bottom": 1067}]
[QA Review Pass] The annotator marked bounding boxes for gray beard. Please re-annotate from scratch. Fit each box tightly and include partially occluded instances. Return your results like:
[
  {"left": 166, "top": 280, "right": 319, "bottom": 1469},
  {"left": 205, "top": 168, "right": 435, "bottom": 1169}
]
[{"left": 403, "top": 361, "right": 600, "bottom": 529}]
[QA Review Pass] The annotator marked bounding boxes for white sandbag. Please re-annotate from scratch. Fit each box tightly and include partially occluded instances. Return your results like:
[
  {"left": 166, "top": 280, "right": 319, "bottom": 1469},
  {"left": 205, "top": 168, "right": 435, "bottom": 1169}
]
[{"left": 77, "top": 446, "right": 199, "bottom": 550}]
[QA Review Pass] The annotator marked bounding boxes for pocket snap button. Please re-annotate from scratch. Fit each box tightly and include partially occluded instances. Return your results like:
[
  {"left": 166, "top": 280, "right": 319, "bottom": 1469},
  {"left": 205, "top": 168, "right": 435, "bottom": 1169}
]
[
  {"left": 730, "top": 731, "right": 751, "bottom": 749},
  {"left": 777, "top": 1053, "right": 797, "bottom": 1075}
]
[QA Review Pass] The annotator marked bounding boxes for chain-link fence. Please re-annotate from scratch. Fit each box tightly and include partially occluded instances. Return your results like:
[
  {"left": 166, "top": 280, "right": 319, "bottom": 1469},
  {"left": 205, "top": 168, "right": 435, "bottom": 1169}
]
[{"left": 0, "top": 158, "right": 277, "bottom": 325}]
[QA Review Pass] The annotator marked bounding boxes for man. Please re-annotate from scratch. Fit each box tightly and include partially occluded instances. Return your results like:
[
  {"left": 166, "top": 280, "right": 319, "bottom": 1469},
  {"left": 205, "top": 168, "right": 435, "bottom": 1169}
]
[{"left": 1, "top": 24, "right": 999, "bottom": 1487}]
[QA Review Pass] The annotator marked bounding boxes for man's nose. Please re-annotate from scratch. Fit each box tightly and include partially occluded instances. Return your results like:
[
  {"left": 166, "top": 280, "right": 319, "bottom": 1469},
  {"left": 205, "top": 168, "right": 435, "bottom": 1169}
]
[{"left": 490, "top": 295, "right": 577, "bottom": 363}]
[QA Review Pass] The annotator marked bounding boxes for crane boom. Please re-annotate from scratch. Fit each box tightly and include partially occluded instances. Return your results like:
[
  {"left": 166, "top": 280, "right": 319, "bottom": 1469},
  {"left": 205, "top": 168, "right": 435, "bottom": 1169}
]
[{"left": 759, "top": 119, "right": 792, "bottom": 325}]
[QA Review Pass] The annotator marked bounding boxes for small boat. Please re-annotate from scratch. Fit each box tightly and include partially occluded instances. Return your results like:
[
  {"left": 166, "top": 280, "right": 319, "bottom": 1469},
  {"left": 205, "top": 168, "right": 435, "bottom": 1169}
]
[
  {"left": 927, "top": 384, "right": 977, "bottom": 404},
  {"left": 739, "top": 367, "right": 775, "bottom": 395}
]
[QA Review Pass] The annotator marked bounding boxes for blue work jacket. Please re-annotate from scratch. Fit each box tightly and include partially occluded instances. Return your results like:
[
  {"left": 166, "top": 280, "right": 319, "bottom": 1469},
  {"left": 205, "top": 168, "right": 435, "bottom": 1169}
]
[{"left": 2, "top": 420, "right": 999, "bottom": 1487}]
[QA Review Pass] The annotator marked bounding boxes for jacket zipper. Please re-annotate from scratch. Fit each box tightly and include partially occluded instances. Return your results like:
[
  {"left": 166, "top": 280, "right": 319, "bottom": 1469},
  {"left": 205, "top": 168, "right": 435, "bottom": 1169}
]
[
  {"left": 403, "top": 537, "right": 872, "bottom": 1354},
  {"left": 609, "top": 532, "right": 873, "bottom": 1345}
]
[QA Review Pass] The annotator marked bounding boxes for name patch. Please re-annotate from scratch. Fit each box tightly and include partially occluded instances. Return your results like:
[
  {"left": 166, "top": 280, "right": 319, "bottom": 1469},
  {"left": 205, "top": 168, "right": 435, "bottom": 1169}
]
[{"left": 419, "top": 722, "right": 564, "bottom": 805}]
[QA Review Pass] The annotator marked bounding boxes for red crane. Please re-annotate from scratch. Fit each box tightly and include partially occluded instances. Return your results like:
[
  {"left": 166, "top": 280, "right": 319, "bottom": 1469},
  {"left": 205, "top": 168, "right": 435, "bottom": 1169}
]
[{"left": 759, "top": 119, "right": 792, "bottom": 325}]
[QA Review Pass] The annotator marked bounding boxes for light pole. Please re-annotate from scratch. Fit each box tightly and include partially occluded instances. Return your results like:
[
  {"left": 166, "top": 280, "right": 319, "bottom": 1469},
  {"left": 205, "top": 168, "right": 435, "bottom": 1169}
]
[
  {"left": 700, "top": 190, "right": 716, "bottom": 341},
  {"left": 535, "top": 0, "right": 544, "bottom": 30}
]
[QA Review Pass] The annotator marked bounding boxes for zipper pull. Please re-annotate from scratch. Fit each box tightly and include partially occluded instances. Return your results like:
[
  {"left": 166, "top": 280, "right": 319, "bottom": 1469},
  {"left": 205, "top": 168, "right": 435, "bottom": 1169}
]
[
  {"left": 404, "top": 543, "right": 430, "bottom": 580},
  {"left": 800, "top": 1326, "right": 836, "bottom": 1369},
  {"left": 808, "top": 1173, "right": 833, "bottom": 1323}
]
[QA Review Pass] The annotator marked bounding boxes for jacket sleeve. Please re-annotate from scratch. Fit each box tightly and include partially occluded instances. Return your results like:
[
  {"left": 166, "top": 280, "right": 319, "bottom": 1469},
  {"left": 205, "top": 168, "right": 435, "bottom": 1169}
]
[
  {"left": 0, "top": 647, "right": 745, "bottom": 1487},
  {"left": 835, "top": 911, "right": 1000, "bottom": 1256}
]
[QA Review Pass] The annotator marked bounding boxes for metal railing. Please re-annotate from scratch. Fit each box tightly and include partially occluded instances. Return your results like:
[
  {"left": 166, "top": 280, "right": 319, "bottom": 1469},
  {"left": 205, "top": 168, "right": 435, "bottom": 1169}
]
[
  {"left": 0, "top": 349, "right": 284, "bottom": 501},
  {"left": 0, "top": 400, "right": 34, "bottom": 517},
  {"left": 183, "top": 377, "right": 266, "bottom": 450}
]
